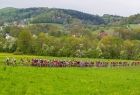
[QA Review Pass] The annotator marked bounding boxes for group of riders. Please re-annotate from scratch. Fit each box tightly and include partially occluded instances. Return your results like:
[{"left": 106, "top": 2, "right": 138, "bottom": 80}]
[{"left": 4, "top": 57, "right": 140, "bottom": 67}]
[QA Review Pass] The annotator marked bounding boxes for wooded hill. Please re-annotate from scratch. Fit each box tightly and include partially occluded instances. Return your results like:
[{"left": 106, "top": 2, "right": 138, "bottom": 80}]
[
  {"left": 0, "top": 7, "right": 140, "bottom": 26},
  {"left": 0, "top": 7, "right": 104, "bottom": 25}
]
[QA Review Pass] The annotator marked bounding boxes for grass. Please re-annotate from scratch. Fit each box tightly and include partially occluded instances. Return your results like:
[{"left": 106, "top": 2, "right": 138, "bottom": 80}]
[
  {"left": 0, "top": 53, "right": 133, "bottom": 63},
  {"left": 129, "top": 24, "right": 140, "bottom": 29},
  {"left": 0, "top": 53, "right": 140, "bottom": 95}
]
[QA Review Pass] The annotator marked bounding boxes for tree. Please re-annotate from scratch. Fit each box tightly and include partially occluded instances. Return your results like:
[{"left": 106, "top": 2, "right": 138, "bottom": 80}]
[
  {"left": 17, "top": 29, "right": 33, "bottom": 54},
  {"left": 68, "top": 20, "right": 86, "bottom": 37},
  {"left": 0, "top": 35, "right": 5, "bottom": 52},
  {"left": 121, "top": 40, "right": 140, "bottom": 60},
  {"left": 35, "top": 32, "right": 47, "bottom": 55},
  {"left": 114, "top": 28, "right": 132, "bottom": 40},
  {"left": 98, "top": 36, "right": 122, "bottom": 59},
  {"left": 132, "top": 28, "right": 140, "bottom": 40},
  {"left": 3, "top": 36, "right": 17, "bottom": 52}
]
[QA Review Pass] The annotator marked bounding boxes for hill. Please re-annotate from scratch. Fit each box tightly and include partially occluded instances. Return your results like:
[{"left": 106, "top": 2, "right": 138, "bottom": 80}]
[
  {"left": 102, "top": 14, "right": 125, "bottom": 25},
  {"left": 0, "top": 7, "right": 105, "bottom": 25},
  {"left": 127, "top": 14, "right": 140, "bottom": 24}
]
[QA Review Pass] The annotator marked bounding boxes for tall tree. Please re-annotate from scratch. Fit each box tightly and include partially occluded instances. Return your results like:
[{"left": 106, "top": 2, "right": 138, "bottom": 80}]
[
  {"left": 98, "top": 36, "right": 122, "bottom": 59},
  {"left": 17, "top": 29, "right": 33, "bottom": 53}
]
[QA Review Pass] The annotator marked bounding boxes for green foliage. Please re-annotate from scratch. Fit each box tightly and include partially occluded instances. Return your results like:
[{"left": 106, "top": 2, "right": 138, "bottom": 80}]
[
  {"left": 0, "top": 35, "right": 5, "bottom": 52},
  {"left": 0, "top": 7, "right": 105, "bottom": 25},
  {"left": 1, "top": 24, "right": 140, "bottom": 60},
  {"left": 132, "top": 28, "right": 140, "bottom": 40},
  {"left": 103, "top": 14, "right": 125, "bottom": 25},
  {"left": 1, "top": 7, "right": 140, "bottom": 60},
  {"left": 113, "top": 28, "right": 132, "bottom": 40},
  {"left": 17, "top": 29, "right": 33, "bottom": 54},
  {"left": 98, "top": 36, "right": 123, "bottom": 59},
  {"left": 3, "top": 26, "right": 22, "bottom": 37},
  {"left": 121, "top": 40, "right": 140, "bottom": 60},
  {"left": 1, "top": 7, "right": 140, "bottom": 26},
  {"left": 3, "top": 37, "right": 17, "bottom": 53},
  {"left": 127, "top": 14, "right": 140, "bottom": 24}
]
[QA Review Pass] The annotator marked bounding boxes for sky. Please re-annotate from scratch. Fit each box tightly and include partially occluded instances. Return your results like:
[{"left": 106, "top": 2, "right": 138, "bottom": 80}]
[{"left": 0, "top": 0, "right": 140, "bottom": 17}]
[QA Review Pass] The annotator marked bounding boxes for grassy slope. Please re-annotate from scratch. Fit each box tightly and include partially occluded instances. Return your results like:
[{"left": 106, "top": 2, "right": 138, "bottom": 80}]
[{"left": 0, "top": 53, "right": 140, "bottom": 95}]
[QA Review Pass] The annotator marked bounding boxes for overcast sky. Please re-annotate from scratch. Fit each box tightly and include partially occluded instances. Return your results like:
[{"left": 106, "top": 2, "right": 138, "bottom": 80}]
[{"left": 0, "top": 0, "right": 140, "bottom": 16}]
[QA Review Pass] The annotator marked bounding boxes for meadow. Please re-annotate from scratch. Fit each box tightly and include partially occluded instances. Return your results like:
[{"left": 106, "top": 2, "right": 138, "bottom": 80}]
[{"left": 0, "top": 53, "right": 140, "bottom": 95}]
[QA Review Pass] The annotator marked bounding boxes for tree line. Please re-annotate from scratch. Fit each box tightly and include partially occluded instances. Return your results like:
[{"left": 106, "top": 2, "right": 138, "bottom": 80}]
[{"left": 0, "top": 23, "right": 140, "bottom": 60}]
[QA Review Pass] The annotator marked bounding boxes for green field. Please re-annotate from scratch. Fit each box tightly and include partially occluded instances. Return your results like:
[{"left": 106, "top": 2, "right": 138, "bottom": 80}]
[{"left": 0, "top": 53, "right": 140, "bottom": 95}]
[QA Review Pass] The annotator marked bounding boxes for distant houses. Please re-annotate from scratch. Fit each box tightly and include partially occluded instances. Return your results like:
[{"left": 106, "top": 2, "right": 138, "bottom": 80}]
[{"left": 0, "top": 19, "right": 30, "bottom": 31}]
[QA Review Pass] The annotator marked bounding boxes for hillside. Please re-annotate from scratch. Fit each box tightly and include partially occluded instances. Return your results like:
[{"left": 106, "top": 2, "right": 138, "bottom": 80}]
[
  {"left": 127, "top": 14, "right": 140, "bottom": 24},
  {"left": 102, "top": 14, "right": 125, "bottom": 25},
  {"left": 0, "top": 7, "right": 105, "bottom": 25}
]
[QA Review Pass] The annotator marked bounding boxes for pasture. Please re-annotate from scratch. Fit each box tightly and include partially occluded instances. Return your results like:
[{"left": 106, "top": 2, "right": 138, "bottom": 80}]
[{"left": 0, "top": 53, "right": 140, "bottom": 95}]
